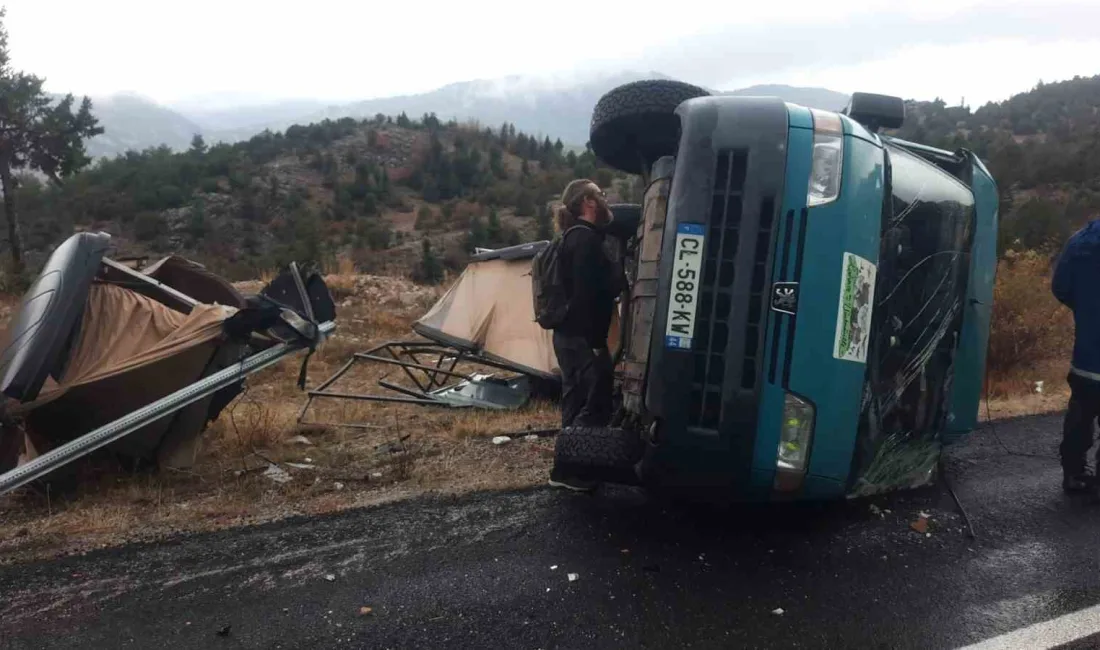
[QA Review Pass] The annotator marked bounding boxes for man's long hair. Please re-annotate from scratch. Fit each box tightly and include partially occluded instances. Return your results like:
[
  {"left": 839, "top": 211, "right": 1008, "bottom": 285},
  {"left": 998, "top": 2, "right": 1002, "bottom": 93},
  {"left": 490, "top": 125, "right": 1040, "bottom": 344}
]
[{"left": 554, "top": 178, "right": 599, "bottom": 234}]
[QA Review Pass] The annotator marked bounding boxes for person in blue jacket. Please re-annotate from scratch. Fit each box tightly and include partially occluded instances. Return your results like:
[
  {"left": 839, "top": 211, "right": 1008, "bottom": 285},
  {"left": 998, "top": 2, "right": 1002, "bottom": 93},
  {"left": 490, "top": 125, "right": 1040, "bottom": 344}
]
[{"left": 1052, "top": 221, "right": 1100, "bottom": 493}]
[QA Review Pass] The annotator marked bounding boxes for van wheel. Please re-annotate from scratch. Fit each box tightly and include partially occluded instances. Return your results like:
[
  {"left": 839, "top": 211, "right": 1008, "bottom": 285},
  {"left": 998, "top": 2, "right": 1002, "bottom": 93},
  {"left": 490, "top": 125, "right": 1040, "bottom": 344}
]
[
  {"left": 554, "top": 426, "right": 644, "bottom": 482},
  {"left": 589, "top": 79, "right": 712, "bottom": 176}
]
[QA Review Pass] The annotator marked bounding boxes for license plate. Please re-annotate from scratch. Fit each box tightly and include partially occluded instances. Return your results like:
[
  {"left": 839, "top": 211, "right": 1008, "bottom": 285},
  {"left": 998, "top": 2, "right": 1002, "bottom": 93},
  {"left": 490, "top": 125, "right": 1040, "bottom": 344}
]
[{"left": 664, "top": 223, "right": 705, "bottom": 349}]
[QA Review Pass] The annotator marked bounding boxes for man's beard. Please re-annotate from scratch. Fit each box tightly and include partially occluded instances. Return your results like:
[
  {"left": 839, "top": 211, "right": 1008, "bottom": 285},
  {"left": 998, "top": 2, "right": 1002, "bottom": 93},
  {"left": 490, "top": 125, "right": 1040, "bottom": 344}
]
[{"left": 596, "top": 203, "right": 613, "bottom": 226}]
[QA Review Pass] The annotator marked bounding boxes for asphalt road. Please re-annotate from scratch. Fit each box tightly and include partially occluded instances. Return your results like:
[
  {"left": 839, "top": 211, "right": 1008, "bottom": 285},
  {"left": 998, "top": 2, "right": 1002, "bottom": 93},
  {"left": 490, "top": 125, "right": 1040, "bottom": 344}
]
[{"left": 3, "top": 413, "right": 1100, "bottom": 650}]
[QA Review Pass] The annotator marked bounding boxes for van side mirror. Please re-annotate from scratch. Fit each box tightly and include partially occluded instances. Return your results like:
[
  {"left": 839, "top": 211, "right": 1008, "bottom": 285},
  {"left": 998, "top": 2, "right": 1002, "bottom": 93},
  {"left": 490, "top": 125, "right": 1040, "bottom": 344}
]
[{"left": 842, "top": 92, "right": 906, "bottom": 132}]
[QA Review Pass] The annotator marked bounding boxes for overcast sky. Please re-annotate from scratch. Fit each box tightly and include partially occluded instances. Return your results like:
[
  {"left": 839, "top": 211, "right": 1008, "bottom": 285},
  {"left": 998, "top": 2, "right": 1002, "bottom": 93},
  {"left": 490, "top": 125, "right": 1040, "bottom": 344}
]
[{"left": 4, "top": 0, "right": 1099, "bottom": 109}]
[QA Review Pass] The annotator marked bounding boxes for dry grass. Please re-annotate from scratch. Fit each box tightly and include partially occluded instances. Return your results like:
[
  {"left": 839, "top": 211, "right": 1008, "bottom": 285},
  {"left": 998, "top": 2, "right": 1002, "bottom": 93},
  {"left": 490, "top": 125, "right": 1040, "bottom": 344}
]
[
  {"left": 986, "top": 250, "right": 1074, "bottom": 398},
  {"left": 0, "top": 248, "right": 1084, "bottom": 563}
]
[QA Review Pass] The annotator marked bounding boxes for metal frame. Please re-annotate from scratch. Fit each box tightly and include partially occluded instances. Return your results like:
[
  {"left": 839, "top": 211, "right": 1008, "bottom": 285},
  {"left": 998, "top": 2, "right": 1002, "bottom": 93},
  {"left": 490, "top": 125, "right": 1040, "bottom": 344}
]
[
  {"left": 0, "top": 255, "right": 336, "bottom": 495},
  {"left": 296, "top": 340, "right": 538, "bottom": 428},
  {"left": 101, "top": 257, "right": 202, "bottom": 309},
  {"left": 0, "top": 321, "right": 336, "bottom": 496}
]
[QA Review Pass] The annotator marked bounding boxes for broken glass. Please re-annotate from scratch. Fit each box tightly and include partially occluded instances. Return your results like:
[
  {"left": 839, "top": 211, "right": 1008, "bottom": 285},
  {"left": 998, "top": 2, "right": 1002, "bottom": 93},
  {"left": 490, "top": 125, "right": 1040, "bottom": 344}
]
[{"left": 848, "top": 143, "right": 977, "bottom": 497}]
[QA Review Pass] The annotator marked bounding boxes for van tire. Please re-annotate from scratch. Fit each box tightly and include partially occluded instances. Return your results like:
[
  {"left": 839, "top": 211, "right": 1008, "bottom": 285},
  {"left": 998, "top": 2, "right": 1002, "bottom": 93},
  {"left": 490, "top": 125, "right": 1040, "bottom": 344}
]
[
  {"left": 589, "top": 79, "right": 711, "bottom": 176},
  {"left": 554, "top": 426, "right": 644, "bottom": 478}
]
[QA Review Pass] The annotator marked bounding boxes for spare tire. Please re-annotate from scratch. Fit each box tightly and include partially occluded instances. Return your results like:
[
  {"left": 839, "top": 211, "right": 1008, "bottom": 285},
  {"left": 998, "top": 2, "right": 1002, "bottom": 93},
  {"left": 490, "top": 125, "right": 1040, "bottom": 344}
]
[
  {"left": 589, "top": 79, "right": 712, "bottom": 176},
  {"left": 554, "top": 425, "right": 643, "bottom": 484},
  {"left": 605, "top": 202, "right": 641, "bottom": 241}
]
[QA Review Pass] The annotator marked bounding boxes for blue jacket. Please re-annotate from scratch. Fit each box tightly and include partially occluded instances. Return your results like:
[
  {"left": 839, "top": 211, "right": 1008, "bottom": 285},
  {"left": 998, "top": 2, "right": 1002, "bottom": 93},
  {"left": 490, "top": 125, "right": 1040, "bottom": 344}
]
[{"left": 1052, "top": 220, "right": 1100, "bottom": 378}]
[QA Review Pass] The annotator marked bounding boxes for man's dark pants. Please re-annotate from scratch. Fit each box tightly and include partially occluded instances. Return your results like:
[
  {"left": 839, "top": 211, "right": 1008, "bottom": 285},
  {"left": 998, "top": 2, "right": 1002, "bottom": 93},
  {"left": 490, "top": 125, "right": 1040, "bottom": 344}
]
[
  {"left": 552, "top": 331, "right": 613, "bottom": 428},
  {"left": 1061, "top": 371, "right": 1100, "bottom": 477}
]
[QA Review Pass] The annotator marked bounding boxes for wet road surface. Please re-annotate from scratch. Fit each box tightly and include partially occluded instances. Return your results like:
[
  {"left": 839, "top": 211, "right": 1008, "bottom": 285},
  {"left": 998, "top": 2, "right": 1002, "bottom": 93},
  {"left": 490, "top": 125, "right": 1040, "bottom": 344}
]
[{"left": 2, "top": 413, "right": 1100, "bottom": 649}]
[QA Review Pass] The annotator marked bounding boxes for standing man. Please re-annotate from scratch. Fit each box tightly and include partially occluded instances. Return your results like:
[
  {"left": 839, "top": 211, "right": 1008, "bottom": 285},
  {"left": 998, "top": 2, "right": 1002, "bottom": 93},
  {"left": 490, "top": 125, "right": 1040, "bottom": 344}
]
[
  {"left": 547, "top": 179, "right": 622, "bottom": 491},
  {"left": 1052, "top": 221, "right": 1100, "bottom": 494}
]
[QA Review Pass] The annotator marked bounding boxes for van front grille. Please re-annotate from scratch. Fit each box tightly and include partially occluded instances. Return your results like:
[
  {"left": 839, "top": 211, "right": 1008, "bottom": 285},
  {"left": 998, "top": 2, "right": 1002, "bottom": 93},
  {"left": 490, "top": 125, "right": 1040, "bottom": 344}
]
[{"left": 688, "top": 149, "right": 777, "bottom": 430}]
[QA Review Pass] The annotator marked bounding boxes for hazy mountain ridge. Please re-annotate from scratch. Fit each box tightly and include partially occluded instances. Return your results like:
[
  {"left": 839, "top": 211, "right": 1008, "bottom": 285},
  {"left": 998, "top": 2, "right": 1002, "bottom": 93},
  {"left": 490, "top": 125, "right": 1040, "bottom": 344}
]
[
  {"left": 74, "top": 73, "right": 851, "bottom": 159},
  {"left": 52, "top": 93, "right": 205, "bottom": 159}
]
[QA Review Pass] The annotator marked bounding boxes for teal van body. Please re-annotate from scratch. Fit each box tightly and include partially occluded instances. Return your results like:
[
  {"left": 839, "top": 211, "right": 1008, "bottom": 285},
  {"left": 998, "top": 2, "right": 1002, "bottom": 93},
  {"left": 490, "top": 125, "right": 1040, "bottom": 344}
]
[{"left": 603, "top": 88, "right": 999, "bottom": 502}]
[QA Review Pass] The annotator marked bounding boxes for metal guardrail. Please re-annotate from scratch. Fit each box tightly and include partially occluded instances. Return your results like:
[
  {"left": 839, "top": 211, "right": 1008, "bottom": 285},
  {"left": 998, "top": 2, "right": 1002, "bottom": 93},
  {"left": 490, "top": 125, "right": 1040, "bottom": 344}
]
[{"left": 0, "top": 321, "right": 335, "bottom": 496}]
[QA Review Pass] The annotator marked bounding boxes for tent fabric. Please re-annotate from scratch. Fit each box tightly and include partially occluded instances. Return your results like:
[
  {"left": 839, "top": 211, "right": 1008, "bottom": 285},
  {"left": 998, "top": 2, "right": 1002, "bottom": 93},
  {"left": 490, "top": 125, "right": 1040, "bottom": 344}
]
[
  {"left": 0, "top": 281, "right": 237, "bottom": 472},
  {"left": 35, "top": 282, "right": 232, "bottom": 403},
  {"left": 414, "top": 256, "right": 620, "bottom": 379},
  {"left": 143, "top": 255, "right": 248, "bottom": 308},
  {"left": 416, "top": 257, "right": 560, "bottom": 377}
]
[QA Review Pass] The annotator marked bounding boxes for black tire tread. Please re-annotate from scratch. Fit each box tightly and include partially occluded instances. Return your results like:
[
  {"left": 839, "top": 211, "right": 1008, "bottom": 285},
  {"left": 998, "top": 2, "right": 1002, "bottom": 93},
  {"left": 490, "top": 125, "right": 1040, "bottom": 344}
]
[
  {"left": 554, "top": 425, "right": 643, "bottom": 471},
  {"left": 589, "top": 79, "right": 711, "bottom": 175}
]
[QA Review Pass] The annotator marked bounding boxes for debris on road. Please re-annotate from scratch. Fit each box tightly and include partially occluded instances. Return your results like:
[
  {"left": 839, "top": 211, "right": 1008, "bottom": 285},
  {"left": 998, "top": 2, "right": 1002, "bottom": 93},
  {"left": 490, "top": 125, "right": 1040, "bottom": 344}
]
[
  {"left": 358, "top": 607, "right": 373, "bottom": 616},
  {"left": 568, "top": 573, "right": 579, "bottom": 582},
  {"left": 492, "top": 436, "right": 511, "bottom": 445},
  {"left": 910, "top": 514, "right": 930, "bottom": 534},
  {"left": 772, "top": 608, "right": 785, "bottom": 616},
  {"left": 287, "top": 435, "right": 314, "bottom": 446},
  {"left": 550, "top": 565, "right": 558, "bottom": 570},
  {"left": 325, "top": 574, "right": 336, "bottom": 582}
]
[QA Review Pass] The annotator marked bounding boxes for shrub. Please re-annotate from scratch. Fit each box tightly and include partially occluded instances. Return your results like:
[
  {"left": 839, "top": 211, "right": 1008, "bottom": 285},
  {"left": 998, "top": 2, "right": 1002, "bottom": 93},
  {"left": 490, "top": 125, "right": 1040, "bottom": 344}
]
[
  {"left": 415, "top": 205, "right": 433, "bottom": 230},
  {"left": 986, "top": 249, "right": 1073, "bottom": 391}
]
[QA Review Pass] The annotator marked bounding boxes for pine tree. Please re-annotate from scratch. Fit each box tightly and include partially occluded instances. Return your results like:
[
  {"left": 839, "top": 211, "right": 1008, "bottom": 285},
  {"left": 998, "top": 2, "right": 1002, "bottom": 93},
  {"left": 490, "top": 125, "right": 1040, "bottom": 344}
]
[
  {"left": 189, "top": 134, "right": 207, "bottom": 156},
  {"left": 415, "top": 238, "right": 444, "bottom": 284},
  {"left": 466, "top": 214, "right": 488, "bottom": 252},
  {"left": 535, "top": 205, "right": 552, "bottom": 240},
  {"left": 515, "top": 189, "right": 535, "bottom": 216},
  {"left": 0, "top": 9, "right": 103, "bottom": 274},
  {"left": 487, "top": 207, "right": 502, "bottom": 245}
]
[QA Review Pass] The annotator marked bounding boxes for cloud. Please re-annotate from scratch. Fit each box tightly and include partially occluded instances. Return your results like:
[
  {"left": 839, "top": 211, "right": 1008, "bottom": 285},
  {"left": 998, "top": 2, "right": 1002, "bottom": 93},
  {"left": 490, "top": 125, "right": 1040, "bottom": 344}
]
[
  {"left": 616, "top": 1, "right": 1100, "bottom": 89},
  {"left": 3, "top": 0, "right": 1096, "bottom": 106}
]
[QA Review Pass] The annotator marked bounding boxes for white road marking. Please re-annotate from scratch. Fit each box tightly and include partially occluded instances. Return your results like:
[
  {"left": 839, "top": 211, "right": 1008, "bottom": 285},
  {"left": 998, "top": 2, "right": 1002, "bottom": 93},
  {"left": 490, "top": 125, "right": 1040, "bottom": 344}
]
[{"left": 957, "top": 602, "right": 1100, "bottom": 650}]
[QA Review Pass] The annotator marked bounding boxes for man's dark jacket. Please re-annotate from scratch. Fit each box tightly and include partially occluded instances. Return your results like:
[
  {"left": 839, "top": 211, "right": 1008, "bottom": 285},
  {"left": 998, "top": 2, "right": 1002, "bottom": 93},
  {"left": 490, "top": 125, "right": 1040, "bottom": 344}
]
[
  {"left": 555, "top": 221, "right": 623, "bottom": 348},
  {"left": 1053, "top": 219, "right": 1100, "bottom": 378}
]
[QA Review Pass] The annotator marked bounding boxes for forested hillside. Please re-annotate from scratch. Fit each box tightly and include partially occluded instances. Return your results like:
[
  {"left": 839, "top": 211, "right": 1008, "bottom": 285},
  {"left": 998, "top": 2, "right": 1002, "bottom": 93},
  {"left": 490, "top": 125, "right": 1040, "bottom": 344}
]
[
  {"left": 10, "top": 112, "right": 637, "bottom": 282},
  {"left": 11, "top": 73, "right": 1100, "bottom": 288},
  {"left": 888, "top": 74, "right": 1100, "bottom": 254}
]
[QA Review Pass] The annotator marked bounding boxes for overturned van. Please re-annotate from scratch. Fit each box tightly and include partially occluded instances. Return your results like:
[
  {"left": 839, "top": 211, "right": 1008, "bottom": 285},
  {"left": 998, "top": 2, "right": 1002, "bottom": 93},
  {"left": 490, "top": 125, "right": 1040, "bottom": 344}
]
[{"left": 555, "top": 80, "right": 999, "bottom": 501}]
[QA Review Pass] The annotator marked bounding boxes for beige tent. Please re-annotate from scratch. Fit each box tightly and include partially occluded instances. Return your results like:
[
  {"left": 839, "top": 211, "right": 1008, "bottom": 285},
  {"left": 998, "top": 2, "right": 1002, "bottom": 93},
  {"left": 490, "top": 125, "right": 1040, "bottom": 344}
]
[
  {"left": 0, "top": 233, "right": 307, "bottom": 477},
  {"left": 4, "top": 283, "right": 245, "bottom": 471},
  {"left": 412, "top": 242, "right": 620, "bottom": 380}
]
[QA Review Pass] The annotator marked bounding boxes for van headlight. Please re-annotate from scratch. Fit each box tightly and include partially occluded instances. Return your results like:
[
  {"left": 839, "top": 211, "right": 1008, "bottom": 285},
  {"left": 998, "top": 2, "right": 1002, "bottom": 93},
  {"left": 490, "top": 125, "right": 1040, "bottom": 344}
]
[
  {"left": 806, "top": 109, "right": 844, "bottom": 207},
  {"left": 777, "top": 393, "right": 815, "bottom": 473}
]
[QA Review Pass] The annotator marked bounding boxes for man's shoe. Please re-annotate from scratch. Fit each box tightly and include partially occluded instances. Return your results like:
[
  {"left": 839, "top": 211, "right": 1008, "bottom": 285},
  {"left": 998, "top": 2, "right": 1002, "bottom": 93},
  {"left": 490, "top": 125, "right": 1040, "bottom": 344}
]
[
  {"left": 1063, "top": 472, "right": 1095, "bottom": 494},
  {"left": 548, "top": 467, "right": 598, "bottom": 493}
]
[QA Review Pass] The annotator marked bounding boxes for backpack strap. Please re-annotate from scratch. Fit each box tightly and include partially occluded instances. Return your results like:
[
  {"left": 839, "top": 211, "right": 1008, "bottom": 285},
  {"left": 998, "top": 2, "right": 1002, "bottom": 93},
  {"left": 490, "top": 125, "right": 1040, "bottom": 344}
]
[{"left": 559, "top": 224, "right": 584, "bottom": 239}]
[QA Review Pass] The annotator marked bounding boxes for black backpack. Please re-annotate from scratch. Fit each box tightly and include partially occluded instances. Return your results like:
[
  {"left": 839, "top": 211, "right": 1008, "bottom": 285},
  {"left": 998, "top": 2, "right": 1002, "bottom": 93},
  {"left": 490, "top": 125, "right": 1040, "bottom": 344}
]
[{"left": 531, "top": 225, "right": 583, "bottom": 329}]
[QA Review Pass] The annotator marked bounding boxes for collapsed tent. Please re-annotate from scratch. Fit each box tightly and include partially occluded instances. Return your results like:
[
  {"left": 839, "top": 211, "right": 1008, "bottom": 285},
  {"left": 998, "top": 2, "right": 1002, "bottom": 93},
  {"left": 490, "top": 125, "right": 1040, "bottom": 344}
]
[
  {"left": 412, "top": 242, "right": 621, "bottom": 378},
  {"left": 0, "top": 232, "right": 336, "bottom": 492},
  {"left": 297, "top": 239, "right": 625, "bottom": 422}
]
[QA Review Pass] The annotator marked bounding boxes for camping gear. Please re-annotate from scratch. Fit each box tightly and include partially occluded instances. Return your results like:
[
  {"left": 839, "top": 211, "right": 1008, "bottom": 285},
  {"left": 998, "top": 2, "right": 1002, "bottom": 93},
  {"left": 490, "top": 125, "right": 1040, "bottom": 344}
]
[
  {"left": 0, "top": 233, "right": 335, "bottom": 494},
  {"left": 296, "top": 240, "right": 626, "bottom": 425},
  {"left": 530, "top": 225, "right": 584, "bottom": 330}
]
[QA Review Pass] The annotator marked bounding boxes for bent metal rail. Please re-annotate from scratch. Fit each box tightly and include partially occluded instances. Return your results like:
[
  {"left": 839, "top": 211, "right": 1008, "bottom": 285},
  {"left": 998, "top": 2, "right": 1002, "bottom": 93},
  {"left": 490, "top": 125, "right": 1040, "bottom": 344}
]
[{"left": 0, "top": 321, "right": 336, "bottom": 497}]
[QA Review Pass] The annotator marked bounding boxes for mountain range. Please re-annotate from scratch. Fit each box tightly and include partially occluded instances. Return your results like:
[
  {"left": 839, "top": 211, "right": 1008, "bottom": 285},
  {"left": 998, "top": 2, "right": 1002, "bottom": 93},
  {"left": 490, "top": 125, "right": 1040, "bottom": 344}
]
[{"left": 76, "top": 71, "right": 851, "bottom": 159}]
